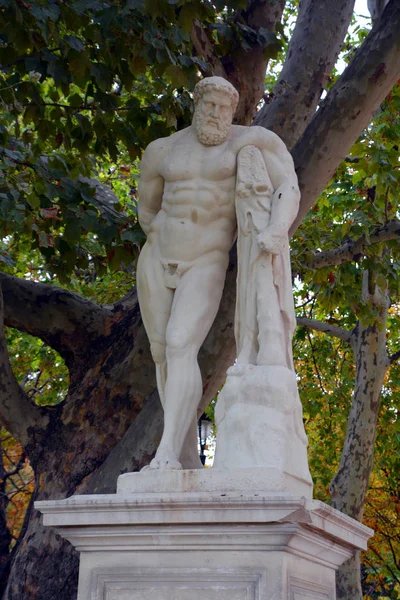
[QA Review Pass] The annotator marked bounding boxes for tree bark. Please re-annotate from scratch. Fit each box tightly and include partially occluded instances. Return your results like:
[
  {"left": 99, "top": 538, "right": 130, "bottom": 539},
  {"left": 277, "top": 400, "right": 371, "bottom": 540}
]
[
  {"left": 306, "top": 219, "right": 400, "bottom": 269},
  {"left": 296, "top": 317, "right": 352, "bottom": 343},
  {"left": 222, "top": 0, "right": 286, "bottom": 125},
  {"left": 0, "top": 272, "right": 110, "bottom": 374},
  {"left": 335, "top": 553, "right": 363, "bottom": 600},
  {"left": 291, "top": 0, "right": 400, "bottom": 233},
  {"left": 1, "top": 304, "right": 140, "bottom": 597},
  {"left": 254, "top": 0, "right": 355, "bottom": 149},
  {"left": 0, "top": 441, "right": 12, "bottom": 597},
  {"left": 191, "top": 0, "right": 286, "bottom": 125},
  {"left": 0, "top": 286, "right": 48, "bottom": 448},
  {"left": 330, "top": 271, "right": 390, "bottom": 599}
]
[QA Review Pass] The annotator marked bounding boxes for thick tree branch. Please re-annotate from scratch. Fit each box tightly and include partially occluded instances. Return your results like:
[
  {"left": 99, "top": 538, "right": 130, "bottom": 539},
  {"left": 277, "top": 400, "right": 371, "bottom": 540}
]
[
  {"left": 222, "top": 0, "right": 286, "bottom": 125},
  {"left": 389, "top": 349, "right": 400, "bottom": 364},
  {"left": 297, "top": 316, "right": 353, "bottom": 343},
  {"left": 254, "top": 0, "right": 355, "bottom": 150},
  {"left": 0, "top": 287, "right": 48, "bottom": 447},
  {"left": 290, "top": 0, "right": 400, "bottom": 234},
  {"left": 368, "top": 0, "right": 390, "bottom": 22},
  {"left": 190, "top": 20, "right": 227, "bottom": 78},
  {"left": 331, "top": 273, "right": 390, "bottom": 517},
  {"left": 0, "top": 272, "right": 111, "bottom": 369},
  {"left": 306, "top": 219, "right": 400, "bottom": 268},
  {"left": 81, "top": 391, "right": 163, "bottom": 494}
]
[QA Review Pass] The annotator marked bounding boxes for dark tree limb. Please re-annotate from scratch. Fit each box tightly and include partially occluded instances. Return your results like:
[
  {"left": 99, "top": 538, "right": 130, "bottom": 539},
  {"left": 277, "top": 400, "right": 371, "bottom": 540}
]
[
  {"left": 254, "top": 0, "right": 356, "bottom": 150},
  {"left": 0, "top": 287, "right": 48, "bottom": 447},
  {"left": 291, "top": 0, "right": 400, "bottom": 234},
  {"left": 222, "top": 0, "right": 286, "bottom": 125},
  {"left": 297, "top": 316, "right": 353, "bottom": 343},
  {"left": 0, "top": 272, "right": 111, "bottom": 369},
  {"left": 306, "top": 219, "right": 400, "bottom": 269},
  {"left": 389, "top": 349, "right": 400, "bottom": 364},
  {"left": 80, "top": 390, "right": 163, "bottom": 494},
  {"left": 368, "top": 0, "right": 390, "bottom": 22},
  {"left": 190, "top": 2, "right": 286, "bottom": 125},
  {"left": 190, "top": 20, "right": 227, "bottom": 78}
]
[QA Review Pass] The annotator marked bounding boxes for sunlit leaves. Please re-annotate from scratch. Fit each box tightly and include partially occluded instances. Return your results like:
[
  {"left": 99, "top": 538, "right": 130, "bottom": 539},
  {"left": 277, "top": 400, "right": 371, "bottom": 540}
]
[
  {"left": 293, "top": 83, "right": 400, "bottom": 591},
  {"left": 0, "top": 0, "right": 287, "bottom": 278},
  {"left": 0, "top": 428, "right": 34, "bottom": 548}
]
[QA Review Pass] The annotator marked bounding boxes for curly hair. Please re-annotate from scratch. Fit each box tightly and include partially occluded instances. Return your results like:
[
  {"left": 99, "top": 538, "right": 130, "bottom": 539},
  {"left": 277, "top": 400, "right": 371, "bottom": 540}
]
[{"left": 193, "top": 77, "right": 239, "bottom": 113}]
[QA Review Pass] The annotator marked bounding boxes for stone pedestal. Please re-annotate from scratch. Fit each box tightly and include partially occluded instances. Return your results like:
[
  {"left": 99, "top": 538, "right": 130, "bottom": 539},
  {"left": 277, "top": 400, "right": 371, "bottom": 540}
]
[{"left": 36, "top": 470, "right": 372, "bottom": 600}]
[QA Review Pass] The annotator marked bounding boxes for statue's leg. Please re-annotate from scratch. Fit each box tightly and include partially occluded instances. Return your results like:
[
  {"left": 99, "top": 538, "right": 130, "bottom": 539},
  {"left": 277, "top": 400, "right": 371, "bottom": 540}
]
[
  {"left": 179, "top": 419, "right": 203, "bottom": 470},
  {"left": 137, "top": 241, "right": 174, "bottom": 406},
  {"left": 149, "top": 252, "right": 228, "bottom": 470}
]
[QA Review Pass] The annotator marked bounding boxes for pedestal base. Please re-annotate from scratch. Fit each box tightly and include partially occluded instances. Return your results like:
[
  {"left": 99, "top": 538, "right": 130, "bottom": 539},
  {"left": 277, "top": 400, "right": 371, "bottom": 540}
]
[
  {"left": 117, "top": 466, "right": 312, "bottom": 497},
  {"left": 36, "top": 475, "right": 372, "bottom": 600}
]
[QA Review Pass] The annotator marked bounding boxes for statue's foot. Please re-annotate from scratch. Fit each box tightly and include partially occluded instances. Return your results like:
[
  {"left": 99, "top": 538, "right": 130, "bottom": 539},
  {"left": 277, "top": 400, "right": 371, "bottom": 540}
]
[{"left": 141, "top": 453, "right": 182, "bottom": 472}]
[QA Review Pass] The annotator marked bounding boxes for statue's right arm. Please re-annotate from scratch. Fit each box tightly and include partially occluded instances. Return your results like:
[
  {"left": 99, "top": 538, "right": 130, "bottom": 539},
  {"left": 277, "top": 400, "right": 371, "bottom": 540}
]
[{"left": 138, "top": 140, "right": 166, "bottom": 235}]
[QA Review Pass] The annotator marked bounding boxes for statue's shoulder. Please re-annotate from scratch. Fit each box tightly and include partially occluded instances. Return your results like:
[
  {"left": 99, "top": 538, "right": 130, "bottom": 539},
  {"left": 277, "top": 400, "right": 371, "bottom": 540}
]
[
  {"left": 143, "top": 128, "right": 188, "bottom": 158},
  {"left": 231, "top": 125, "right": 287, "bottom": 154}
]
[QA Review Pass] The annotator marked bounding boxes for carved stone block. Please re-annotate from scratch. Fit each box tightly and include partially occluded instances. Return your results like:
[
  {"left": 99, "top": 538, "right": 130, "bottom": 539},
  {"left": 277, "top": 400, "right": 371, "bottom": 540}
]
[
  {"left": 36, "top": 489, "right": 373, "bottom": 600},
  {"left": 91, "top": 568, "right": 264, "bottom": 600}
]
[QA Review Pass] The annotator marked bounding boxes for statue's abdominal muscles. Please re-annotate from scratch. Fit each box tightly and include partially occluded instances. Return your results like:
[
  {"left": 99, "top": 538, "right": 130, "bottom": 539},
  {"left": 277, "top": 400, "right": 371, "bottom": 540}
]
[{"left": 151, "top": 179, "right": 236, "bottom": 262}]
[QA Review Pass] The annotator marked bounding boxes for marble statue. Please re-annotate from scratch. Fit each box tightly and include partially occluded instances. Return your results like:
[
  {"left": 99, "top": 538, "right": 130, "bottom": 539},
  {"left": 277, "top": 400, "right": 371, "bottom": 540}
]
[
  {"left": 137, "top": 76, "right": 309, "bottom": 480},
  {"left": 36, "top": 81, "right": 368, "bottom": 597}
]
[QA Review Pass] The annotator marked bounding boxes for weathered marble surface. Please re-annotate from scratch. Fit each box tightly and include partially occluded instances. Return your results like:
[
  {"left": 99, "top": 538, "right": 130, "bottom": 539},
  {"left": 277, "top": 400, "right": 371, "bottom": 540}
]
[
  {"left": 36, "top": 491, "right": 373, "bottom": 600},
  {"left": 211, "top": 143, "right": 310, "bottom": 490},
  {"left": 117, "top": 466, "right": 311, "bottom": 497}
]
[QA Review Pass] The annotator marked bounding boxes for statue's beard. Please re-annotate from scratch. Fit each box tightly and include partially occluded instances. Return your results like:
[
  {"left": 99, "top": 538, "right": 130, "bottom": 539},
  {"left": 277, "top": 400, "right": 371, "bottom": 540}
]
[{"left": 194, "top": 114, "right": 230, "bottom": 146}]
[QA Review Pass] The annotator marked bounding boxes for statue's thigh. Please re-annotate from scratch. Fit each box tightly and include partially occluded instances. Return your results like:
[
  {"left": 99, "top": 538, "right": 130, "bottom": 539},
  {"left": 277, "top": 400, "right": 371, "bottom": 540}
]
[
  {"left": 137, "top": 242, "right": 173, "bottom": 344},
  {"left": 166, "top": 260, "right": 227, "bottom": 351}
]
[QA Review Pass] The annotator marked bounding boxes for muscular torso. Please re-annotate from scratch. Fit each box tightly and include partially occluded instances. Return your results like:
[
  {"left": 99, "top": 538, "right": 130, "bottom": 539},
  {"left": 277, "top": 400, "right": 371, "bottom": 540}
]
[{"left": 148, "top": 128, "right": 239, "bottom": 262}]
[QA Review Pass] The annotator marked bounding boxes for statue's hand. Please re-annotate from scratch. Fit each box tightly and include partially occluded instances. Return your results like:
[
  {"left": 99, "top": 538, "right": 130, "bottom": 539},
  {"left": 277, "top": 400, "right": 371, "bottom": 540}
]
[{"left": 256, "top": 229, "right": 287, "bottom": 255}]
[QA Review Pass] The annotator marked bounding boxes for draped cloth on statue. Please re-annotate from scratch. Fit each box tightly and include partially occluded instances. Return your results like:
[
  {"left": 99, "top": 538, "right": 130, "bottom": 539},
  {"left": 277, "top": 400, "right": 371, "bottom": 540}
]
[
  {"left": 234, "top": 145, "right": 296, "bottom": 371},
  {"left": 213, "top": 144, "right": 309, "bottom": 469}
]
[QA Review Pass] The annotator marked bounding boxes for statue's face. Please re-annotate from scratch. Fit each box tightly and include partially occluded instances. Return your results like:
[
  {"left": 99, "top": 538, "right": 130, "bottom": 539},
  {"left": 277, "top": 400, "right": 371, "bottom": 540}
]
[{"left": 194, "top": 90, "right": 234, "bottom": 146}]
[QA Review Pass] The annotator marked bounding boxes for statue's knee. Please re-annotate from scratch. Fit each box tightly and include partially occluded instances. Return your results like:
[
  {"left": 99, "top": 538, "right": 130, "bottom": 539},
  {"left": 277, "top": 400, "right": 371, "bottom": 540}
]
[
  {"left": 150, "top": 340, "right": 166, "bottom": 365},
  {"left": 166, "top": 329, "right": 190, "bottom": 355}
]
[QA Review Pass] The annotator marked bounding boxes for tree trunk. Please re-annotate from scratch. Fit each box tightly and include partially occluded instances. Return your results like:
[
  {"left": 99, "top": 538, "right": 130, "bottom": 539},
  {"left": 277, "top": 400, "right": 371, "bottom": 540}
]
[
  {"left": 254, "top": 0, "right": 355, "bottom": 149},
  {"left": 335, "top": 553, "right": 362, "bottom": 600},
  {"left": 330, "top": 271, "right": 390, "bottom": 600},
  {"left": 0, "top": 442, "right": 12, "bottom": 597}
]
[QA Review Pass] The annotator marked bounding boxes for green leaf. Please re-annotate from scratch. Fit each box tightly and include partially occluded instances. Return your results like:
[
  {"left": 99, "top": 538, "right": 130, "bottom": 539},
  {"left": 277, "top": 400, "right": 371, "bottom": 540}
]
[
  {"left": 68, "top": 92, "right": 83, "bottom": 107},
  {"left": 91, "top": 63, "right": 114, "bottom": 91},
  {"left": 120, "top": 229, "right": 145, "bottom": 244},
  {"left": 178, "top": 4, "right": 198, "bottom": 35},
  {"left": 64, "top": 220, "right": 81, "bottom": 243},
  {"left": 64, "top": 35, "right": 85, "bottom": 52}
]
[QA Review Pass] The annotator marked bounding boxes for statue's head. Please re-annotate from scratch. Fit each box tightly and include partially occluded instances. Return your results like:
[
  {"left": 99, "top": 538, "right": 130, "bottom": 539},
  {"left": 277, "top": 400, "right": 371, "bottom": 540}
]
[{"left": 193, "top": 77, "right": 239, "bottom": 146}]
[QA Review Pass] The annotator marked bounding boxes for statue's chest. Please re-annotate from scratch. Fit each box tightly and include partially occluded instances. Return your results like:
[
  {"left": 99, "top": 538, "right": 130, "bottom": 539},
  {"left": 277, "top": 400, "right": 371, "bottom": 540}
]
[{"left": 161, "top": 144, "right": 236, "bottom": 182}]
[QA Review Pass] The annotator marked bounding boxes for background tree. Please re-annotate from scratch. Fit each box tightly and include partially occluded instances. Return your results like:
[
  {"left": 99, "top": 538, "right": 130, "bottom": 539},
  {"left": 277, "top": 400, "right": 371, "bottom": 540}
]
[
  {"left": 0, "top": 0, "right": 400, "bottom": 599},
  {"left": 293, "top": 80, "right": 400, "bottom": 596}
]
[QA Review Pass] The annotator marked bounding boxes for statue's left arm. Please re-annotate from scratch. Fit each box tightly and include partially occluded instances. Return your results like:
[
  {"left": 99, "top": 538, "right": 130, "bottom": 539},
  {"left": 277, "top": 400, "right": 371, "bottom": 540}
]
[{"left": 252, "top": 127, "right": 300, "bottom": 253}]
